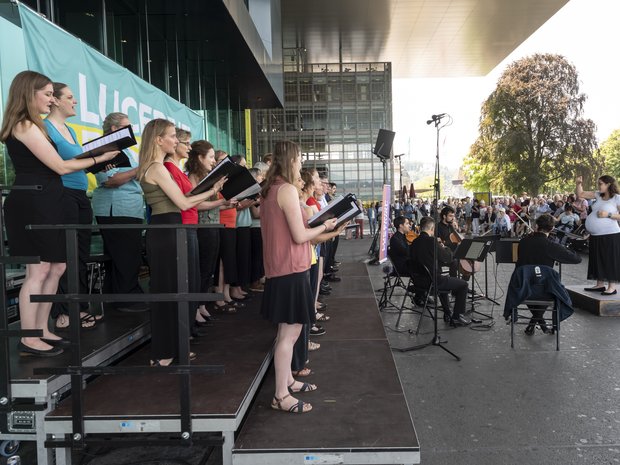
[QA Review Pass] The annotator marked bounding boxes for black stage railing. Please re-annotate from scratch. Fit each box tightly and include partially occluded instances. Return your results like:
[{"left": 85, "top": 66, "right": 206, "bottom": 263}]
[{"left": 8, "top": 221, "right": 225, "bottom": 452}]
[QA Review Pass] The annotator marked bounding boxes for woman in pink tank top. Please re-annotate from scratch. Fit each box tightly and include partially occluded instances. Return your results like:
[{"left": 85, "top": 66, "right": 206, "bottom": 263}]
[{"left": 260, "top": 141, "right": 337, "bottom": 414}]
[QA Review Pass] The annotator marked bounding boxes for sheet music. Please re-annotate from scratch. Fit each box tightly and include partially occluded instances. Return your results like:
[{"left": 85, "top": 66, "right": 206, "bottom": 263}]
[{"left": 82, "top": 127, "right": 132, "bottom": 152}]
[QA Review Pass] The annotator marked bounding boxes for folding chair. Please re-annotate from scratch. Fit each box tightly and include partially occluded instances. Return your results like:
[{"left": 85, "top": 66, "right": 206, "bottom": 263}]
[
  {"left": 509, "top": 298, "right": 560, "bottom": 351},
  {"left": 413, "top": 265, "right": 451, "bottom": 335}
]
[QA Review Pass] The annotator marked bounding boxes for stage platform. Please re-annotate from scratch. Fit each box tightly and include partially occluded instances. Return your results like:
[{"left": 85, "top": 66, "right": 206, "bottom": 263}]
[
  {"left": 45, "top": 303, "right": 276, "bottom": 465},
  {"left": 566, "top": 285, "right": 620, "bottom": 316},
  {"left": 1, "top": 308, "right": 151, "bottom": 464},
  {"left": 232, "top": 262, "right": 420, "bottom": 465}
]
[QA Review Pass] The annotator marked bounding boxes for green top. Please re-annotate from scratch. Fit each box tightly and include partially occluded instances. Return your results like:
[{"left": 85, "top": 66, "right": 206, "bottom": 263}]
[
  {"left": 140, "top": 181, "right": 179, "bottom": 216},
  {"left": 199, "top": 194, "right": 220, "bottom": 224}
]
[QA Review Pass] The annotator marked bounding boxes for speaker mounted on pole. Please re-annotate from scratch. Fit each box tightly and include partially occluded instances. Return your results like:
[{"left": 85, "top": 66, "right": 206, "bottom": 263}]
[{"left": 373, "top": 129, "right": 395, "bottom": 160}]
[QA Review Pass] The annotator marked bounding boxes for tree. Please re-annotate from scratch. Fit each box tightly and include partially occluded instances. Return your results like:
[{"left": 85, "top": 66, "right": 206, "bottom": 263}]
[
  {"left": 601, "top": 129, "right": 620, "bottom": 181},
  {"left": 464, "top": 53, "right": 599, "bottom": 195}
]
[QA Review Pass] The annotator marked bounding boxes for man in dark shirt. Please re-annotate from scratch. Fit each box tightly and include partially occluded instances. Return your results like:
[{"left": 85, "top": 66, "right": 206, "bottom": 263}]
[
  {"left": 388, "top": 216, "right": 412, "bottom": 276},
  {"left": 410, "top": 216, "right": 470, "bottom": 326},
  {"left": 516, "top": 213, "right": 582, "bottom": 334},
  {"left": 437, "top": 205, "right": 462, "bottom": 277}
]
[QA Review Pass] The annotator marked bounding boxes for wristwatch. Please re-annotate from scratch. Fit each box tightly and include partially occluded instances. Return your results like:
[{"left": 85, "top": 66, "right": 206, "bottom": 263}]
[{"left": 609, "top": 212, "right": 613, "bottom": 219}]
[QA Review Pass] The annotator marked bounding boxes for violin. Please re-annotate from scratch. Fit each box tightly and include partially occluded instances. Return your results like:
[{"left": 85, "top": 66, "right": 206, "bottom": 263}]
[{"left": 406, "top": 226, "right": 420, "bottom": 244}]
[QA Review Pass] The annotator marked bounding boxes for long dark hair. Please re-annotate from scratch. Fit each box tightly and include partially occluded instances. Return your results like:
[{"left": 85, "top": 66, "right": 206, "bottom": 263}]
[
  {"left": 186, "top": 140, "right": 214, "bottom": 180},
  {"left": 599, "top": 175, "right": 619, "bottom": 198},
  {"left": 261, "top": 140, "right": 301, "bottom": 198}
]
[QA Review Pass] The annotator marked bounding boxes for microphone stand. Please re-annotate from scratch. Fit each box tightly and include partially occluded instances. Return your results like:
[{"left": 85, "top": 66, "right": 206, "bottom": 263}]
[{"left": 396, "top": 115, "right": 460, "bottom": 361}]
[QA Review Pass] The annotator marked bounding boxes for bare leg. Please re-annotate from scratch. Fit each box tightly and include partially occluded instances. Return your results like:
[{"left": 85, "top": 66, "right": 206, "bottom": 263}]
[
  {"left": 273, "top": 323, "right": 312, "bottom": 411},
  {"left": 20, "top": 262, "right": 54, "bottom": 350},
  {"left": 215, "top": 261, "right": 226, "bottom": 306},
  {"left": 38, "top": 262, "right": 67, "bottom": 340},
  {"left": 606, "top": 281, "right": 616, "bottom": 292}
]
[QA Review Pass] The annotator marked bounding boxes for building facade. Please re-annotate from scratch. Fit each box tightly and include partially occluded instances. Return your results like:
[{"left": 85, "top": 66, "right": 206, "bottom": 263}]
[{"left": 253, "top": 61, "right": 394, "bottom": 201}]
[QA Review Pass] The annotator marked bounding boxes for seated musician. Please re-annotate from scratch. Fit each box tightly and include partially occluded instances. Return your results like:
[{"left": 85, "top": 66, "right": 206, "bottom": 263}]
[
  {"left": 388, "top": 216, "right": 413, "bottom": 276},
  {"left": 410, "top": 216, "right": 470, "bottom": 326},
  {"left": 437, "top": 206, "right": 463, "bottom": 278},
  {"left": 516, "top": 213, "right": 582, "bottom": 335}
]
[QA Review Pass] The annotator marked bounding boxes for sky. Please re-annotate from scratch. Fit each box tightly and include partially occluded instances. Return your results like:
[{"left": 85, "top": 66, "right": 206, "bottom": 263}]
[{"left": 392, "top": 0, "right": 620, "bottom": 172}]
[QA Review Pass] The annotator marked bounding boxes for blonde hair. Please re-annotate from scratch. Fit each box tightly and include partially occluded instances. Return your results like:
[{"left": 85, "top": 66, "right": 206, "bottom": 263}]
[
  {"left": 137, "top": 118, "right": 175, "bottom": 180},
  {"left": 175, "top": 127, "right": 191, "bottom": 141},
  {"left": 103, "top": 112, "right": 128, "bottom": 134},
  {"left": 261, "top": 140, "right": 301, "bottom": 197},
  {"left": 0, "top": 71, "right": 52, "bottom": 142}
]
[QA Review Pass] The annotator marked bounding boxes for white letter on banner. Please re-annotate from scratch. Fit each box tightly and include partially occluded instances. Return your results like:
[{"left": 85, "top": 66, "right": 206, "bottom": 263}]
[
  {"left": 121, "top": 97, "right": 138, "bottom": 125},
  {"left": 78, "top": 73, "right": 99, "bottom": 125},
  {"left": 113, "top": 90, "right": 120, "bottom": 112},
  {"left": 98, "top": 83, "right": 108, "bottom": 120},
  {"left": 138, "top": 103, "right": 152, "bottom": 133}
]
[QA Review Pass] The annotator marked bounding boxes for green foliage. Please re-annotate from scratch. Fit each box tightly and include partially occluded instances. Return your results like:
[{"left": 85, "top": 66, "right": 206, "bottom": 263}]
[
  {"left": 601, "top": 129, "right": 620, "bottom": 181},
  {"left": 464, "top": 53, "right": 599, "bottom": 195}
]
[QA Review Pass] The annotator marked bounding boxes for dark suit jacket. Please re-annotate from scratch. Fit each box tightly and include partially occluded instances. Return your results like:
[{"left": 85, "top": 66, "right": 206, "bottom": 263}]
[
  {"left": 388, "top": 231, "right": 411, "bottom": 275},
  {"left": 409, "top": 231, "right": 453, "bottom": 287},
  {"left": 516, "top": 233, "right": 582, "bottom": 268},
  {"left": 503, "top": 265, "right": 574, "bottom": 322}
]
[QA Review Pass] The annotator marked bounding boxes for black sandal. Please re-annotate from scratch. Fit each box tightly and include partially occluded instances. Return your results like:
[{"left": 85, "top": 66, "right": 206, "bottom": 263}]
[
  {"left": 271, "top": 394, "right": 311, "bottom": 413},
  {"left": 54, "top": 313, "right": 97, "bottom": 332}
]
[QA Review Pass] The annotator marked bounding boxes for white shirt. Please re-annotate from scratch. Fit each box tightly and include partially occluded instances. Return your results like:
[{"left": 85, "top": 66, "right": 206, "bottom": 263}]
[{"left": 585, "top": 193, "right": 620, "bottom": 236}]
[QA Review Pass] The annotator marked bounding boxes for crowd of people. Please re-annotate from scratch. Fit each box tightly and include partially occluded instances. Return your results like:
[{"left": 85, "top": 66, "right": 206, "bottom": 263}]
[
  {"left": 1, "top": 71, "right": 350, "bottom": 415},
  {"left": 386, "top": 175, "right": 620, "bottom": 334}
]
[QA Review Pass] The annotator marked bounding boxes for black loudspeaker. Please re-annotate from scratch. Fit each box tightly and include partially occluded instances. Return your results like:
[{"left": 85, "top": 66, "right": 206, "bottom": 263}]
[{"left": 373, "top": 129, "right": 395, "bottom": 159}]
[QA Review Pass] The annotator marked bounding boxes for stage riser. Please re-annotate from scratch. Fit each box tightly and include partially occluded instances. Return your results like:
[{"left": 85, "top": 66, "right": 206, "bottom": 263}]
[{"left": 567, "top": 286, "right": 620, "bottom": 316}]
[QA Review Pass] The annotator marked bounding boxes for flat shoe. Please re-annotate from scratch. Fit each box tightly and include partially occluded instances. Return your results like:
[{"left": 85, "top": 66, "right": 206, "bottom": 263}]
[
  {"left": 17, "top": 341, "right": 63, "bottom": 357},
  {"left": 40, "top": 337, "right": 71, "bottom": 348},
  {"left": 602, "top": 290, "right": 617, "bottom": 295},
  {"left": 584, "top": 286, "right": 606, "bottom": 292}
]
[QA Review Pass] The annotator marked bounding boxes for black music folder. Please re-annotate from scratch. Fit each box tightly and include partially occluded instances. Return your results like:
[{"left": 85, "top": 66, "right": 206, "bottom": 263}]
[
  {"left": 308, "top": 193, "right": 361, "bottom": 228},
  {"left": 76, "top": 125, "right": 135, "bottom": 174},
  {"left": 189, "top": 156, "right": 260, "bottom": 200}
]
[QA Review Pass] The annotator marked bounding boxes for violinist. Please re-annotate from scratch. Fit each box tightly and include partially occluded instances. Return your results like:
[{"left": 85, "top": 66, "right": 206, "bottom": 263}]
[
  {"left": 410, "top": 217, "right": 470, "bottom": 326},
  {"left": 388, "top": 216, "right": 413, "bottom": 276},
  {"left": 437, "top": 206, "right": 462, "bottom": 277}
]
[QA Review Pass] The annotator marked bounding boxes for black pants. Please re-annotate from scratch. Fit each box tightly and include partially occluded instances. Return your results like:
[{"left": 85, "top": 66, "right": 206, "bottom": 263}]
[
  {"left": 218, "top": 228, "right": 237, "bottom": 285},
  {"left": 146, "top": 213, "right": 181, "bottom": 361},
  {"left": 96, "top": 216, "right": 144, "bottom": 307},
  {"left": 53, "top": 188, "right": 92, "bottom": 317},
  {"left": 198, "top": 227, "right": 220, "bottom": 300},
  {"left": 437, "top": 276, "right": 468, "bottom": 317},
  {"left": 292, "top": 262, "right": 319, "bottom": 371},
  {"left": 236, "top": 227, "right": 251, "bottom": 287},
  {"left": 250, "top": 227, "right": 264, "bottom": 283},
  {"left": 187, "top": 228, "right": 201, "bottom": 314}
]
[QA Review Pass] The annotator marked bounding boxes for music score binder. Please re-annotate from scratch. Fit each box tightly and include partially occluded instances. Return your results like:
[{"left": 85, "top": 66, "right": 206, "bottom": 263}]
[
  {"left": 189, "top": 156, "right": 260, "bottom": 200},
  {"left": 75, "top": 125, "right": 135, "bottom": 174},
  {"left": 308, "top": 194, "right": 361, "bottom": 228}
]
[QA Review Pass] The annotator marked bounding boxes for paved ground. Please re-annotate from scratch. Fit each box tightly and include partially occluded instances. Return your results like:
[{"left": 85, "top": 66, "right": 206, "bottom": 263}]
[
  {"left": 349, "top": 234, "right": 620, "bottom": 465},
  {"left": 13, "top": 233, "right": 620, "bottom": 465}
]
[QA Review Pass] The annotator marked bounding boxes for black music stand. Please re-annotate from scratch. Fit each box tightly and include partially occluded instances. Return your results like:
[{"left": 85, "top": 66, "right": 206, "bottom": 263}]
[{"left": 454, "top": 238, "right": 495, "bottom": 319}]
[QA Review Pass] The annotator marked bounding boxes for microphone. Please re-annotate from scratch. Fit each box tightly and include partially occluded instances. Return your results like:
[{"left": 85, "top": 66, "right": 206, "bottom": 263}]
[{"left": 427, "top": 113, "right": 447, "bottom": 124}]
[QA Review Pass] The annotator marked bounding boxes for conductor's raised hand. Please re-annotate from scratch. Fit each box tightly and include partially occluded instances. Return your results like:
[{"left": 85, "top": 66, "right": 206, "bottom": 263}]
[{"left": 323, "top": 218, "right": 338, "bottom": 232}]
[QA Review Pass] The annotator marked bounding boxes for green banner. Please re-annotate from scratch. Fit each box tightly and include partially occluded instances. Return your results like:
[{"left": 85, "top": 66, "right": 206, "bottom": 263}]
[{"left": 18, "top": 4, "right": 204, "bottom": 144}]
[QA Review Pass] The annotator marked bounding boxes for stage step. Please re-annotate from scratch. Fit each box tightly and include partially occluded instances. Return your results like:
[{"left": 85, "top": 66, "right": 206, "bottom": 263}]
[
  {"left": 232, "top": 263, "right": 420, "bottom": 465},
  {"left": 567, "top": 285, "right": 620, "bottom": 316}
]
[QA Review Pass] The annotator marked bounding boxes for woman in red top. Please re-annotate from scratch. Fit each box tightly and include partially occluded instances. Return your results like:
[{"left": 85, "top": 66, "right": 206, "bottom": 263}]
[
  {"left": 261, "top": 141, "right": 336, "bottom": 414},
  {"left": 164, "top": 128, "right": 229, "bottom": 336}
]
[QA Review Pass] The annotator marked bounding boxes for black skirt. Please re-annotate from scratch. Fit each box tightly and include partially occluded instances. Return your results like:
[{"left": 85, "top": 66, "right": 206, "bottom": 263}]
[
  {"left": 261, "top": 270, "right": 316, "bottom": 325},
  {"left": 588, "top": 232, "right": 620, "bottom": 282}
]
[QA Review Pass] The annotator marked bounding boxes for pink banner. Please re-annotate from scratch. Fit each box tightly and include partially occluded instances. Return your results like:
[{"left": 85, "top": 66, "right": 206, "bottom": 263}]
[{"left": 379, "top": 184, "right": 391, "bottom": 263}]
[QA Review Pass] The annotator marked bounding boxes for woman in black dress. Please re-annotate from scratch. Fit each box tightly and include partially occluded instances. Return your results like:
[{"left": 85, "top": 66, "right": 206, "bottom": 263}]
[{"left": 0, "top": 71, "right": 117, "bottom": 356}]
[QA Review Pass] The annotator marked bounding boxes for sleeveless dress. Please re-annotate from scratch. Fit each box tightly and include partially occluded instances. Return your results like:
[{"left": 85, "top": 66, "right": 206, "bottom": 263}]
[
  {"left": 260, "top": 179, "right": 314, "bottom": 325},
  {"left": 3, "top": 136, "right": 66, "bottom": 262}
]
